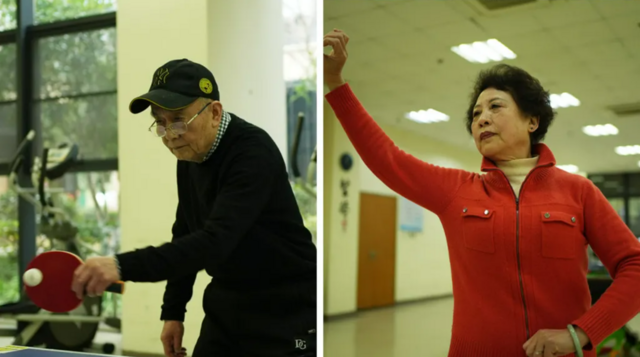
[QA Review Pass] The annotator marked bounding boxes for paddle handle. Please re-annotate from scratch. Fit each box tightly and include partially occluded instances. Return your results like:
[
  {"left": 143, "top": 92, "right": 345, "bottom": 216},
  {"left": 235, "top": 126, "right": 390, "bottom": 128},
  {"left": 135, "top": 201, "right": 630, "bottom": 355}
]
[{"left": 106, "top": 281, "right": 125, "bottom": 294}]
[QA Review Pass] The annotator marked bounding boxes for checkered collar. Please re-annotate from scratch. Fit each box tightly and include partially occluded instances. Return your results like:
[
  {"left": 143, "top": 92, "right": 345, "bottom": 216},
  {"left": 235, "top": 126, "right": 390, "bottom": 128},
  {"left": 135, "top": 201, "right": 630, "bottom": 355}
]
[{"left": 202, "top": 110, "right": 231, "bottom": 162}]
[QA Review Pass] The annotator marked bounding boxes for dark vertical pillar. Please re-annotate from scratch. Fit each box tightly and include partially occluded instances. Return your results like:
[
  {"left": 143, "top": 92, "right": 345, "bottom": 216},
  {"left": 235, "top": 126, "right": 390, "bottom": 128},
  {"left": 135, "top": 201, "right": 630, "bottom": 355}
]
[
  {"left": 624, "top": 174, "right": 631, "bottom": 227},
  {"left": 16, "top": 0, "right": 36, "bottom": 299}
]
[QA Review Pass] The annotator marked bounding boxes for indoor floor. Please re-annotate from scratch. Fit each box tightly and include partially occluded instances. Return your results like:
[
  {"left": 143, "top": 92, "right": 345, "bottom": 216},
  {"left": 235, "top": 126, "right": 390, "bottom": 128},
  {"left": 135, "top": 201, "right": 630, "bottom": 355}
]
[{"left": 324, "top": 297, "right": 640, "bottom": 357}]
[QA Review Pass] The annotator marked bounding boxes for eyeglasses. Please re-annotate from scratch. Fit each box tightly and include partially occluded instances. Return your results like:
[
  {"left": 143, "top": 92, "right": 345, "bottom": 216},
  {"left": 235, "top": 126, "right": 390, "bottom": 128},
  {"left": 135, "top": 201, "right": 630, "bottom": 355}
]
[{"left": 149, "top": 102, "right": 212, "bottom": 138}]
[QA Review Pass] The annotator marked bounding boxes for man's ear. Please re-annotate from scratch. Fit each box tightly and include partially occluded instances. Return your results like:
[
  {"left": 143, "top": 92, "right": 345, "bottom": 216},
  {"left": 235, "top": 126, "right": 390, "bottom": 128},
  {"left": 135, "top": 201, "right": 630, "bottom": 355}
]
[{"left": 210, "top": 101, "right": 223, "bottom": 121}]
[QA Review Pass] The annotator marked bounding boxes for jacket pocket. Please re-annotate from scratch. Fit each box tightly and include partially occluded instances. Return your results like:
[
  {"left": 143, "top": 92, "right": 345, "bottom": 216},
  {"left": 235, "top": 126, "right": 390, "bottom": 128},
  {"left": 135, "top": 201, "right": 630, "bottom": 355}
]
[
  {"left": 462, "top": 206, "right": 495, "bottom": 254},
  {"left": 541, "top": 211, "right": 580, "bottom": 259}
]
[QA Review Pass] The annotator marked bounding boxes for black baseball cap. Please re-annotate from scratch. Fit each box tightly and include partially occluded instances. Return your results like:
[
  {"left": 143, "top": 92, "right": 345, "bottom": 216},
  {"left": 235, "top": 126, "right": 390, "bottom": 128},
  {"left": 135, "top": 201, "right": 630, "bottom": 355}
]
[{"left": 129, "top": 59, "right": 220, "bottom": 114}]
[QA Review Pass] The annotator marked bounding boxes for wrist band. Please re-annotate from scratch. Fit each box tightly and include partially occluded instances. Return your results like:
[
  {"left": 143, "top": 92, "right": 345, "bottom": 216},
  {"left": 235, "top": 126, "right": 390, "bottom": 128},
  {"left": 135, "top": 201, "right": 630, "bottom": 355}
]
[{"left": 567, "top": 324, "right": 584, "bottom": 357}]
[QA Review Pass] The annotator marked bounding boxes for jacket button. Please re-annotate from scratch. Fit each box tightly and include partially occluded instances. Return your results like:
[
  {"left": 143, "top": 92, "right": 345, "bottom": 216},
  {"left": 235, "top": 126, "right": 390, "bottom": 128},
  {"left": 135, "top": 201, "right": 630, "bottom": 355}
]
[
  {"left": 544, "top": 213, "right": 550, "bottom": 218},
  {"left": 463, "top": 208, "right": 467, "bottom": 213},
  {"left": 571, "top": 217, "right": 576, "bottom": 223},
  {"left": 484, "top": 210, "right": 489, "bottom": 215}
]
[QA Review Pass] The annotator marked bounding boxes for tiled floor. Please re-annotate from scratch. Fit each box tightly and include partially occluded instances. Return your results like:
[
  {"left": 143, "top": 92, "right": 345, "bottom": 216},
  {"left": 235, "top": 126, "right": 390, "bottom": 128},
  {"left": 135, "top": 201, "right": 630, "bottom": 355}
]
[{"left": 324, "top": 297, "right": 640, "bottom": 357}]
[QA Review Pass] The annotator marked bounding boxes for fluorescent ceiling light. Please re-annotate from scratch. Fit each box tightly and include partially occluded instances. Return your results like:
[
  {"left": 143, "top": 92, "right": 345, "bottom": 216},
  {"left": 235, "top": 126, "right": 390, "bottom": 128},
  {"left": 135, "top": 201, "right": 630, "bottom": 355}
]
[
  {"left": 550, "top": 93, "right": 580, "bottom": 109},
  {"left": 582, "top": 124, "right": 619, "bottom": 137},
  {"left": 405, "top": 109, "right": 450, "bottom": 124},
  {"left": 557, "top": 164, "right": 579, "bottom": 173},
  {"left": 615, "top": 145, "right": 640, "bottom": 156},
  {"left": 451, "top": 39, "right": 516, "bottom": 63}
]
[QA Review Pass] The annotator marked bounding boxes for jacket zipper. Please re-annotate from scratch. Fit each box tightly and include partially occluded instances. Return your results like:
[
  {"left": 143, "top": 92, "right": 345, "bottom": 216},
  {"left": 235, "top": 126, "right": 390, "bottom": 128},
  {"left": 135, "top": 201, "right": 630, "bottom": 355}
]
[
  {"left": 514, "top": 195, "right": 529, "bottom": 339},
  {"left": 487, "top": 163, "right": 551, "bottom": 340}
]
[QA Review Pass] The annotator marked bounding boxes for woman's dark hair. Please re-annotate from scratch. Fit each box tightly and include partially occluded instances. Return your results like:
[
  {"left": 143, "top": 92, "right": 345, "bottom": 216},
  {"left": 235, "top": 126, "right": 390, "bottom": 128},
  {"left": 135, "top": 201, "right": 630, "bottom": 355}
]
[{"left": 465, "top": 64, "right": 555, "bottom": 146}]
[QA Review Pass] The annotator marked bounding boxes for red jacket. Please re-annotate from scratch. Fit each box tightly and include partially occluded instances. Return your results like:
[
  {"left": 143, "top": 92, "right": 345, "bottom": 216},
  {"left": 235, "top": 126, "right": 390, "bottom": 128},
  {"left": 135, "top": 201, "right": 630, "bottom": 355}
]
[{"left": 326, "top": 84, "right": 640, "bottom": 357}]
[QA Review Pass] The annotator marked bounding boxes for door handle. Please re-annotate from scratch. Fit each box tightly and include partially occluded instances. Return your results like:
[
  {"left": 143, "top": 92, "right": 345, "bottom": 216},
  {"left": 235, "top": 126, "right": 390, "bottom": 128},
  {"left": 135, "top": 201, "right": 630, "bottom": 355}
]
[{"left": 369, "top": 251, "right": 377, "bottom": 260}]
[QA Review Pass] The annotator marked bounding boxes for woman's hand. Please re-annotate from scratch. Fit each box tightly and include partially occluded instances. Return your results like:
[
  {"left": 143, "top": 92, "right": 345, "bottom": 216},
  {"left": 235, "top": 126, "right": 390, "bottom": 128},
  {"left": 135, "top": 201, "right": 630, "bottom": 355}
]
[
  {"left": 323, "top": 29, "right": 349, "bottom": 91},
  {"left": 523, "top": 327, "right": 590, "bottom": 357}
]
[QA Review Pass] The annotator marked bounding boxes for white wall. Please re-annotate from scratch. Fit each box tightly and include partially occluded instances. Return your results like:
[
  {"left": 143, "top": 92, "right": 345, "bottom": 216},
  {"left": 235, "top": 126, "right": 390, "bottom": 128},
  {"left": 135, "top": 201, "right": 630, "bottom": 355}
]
[
  {"left": 117, "top": 0, "right": 284, "bottom": 354},
  {"left": 323, "top": 100, "right": 361, "bottom": 316},
  {"left": 324, "top": 104, "right": 480, "bottom": 315}
]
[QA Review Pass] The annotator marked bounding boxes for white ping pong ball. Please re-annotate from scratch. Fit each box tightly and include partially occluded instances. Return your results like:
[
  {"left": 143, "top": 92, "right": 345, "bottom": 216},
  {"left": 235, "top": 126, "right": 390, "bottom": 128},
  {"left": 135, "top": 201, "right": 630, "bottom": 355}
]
[{"left": 23, "top": 268, "right": 43, "bottom": 287}]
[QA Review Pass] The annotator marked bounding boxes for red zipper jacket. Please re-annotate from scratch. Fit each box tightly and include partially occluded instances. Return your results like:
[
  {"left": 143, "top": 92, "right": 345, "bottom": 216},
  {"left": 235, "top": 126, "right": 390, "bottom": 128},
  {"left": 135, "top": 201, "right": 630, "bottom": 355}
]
[{"left": 326, "top": 84, "right": 640, "bottom": 357}]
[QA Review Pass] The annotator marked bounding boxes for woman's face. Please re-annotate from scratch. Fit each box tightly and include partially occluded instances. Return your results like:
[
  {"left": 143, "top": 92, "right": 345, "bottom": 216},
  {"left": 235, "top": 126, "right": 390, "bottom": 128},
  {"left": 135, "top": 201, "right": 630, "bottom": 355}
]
[{"left": 471, "top": 88, "right": 539, "bottom": 161}]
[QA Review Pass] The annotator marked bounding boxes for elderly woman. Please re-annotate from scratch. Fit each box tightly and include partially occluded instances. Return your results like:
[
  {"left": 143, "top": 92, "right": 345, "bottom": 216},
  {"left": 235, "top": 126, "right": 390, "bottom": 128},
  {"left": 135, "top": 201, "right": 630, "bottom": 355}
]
[{"left": 323, "top": 29, "right": 640, "bottom": 357}]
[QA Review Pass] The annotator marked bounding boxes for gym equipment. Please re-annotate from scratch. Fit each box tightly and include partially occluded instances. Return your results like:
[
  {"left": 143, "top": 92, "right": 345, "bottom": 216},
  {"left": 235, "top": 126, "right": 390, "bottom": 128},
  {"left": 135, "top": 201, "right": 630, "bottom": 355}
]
[
  {"left": 291, "top": 112, "right": 316, "bottom": 199},
  {"left": 0, "top": 130, "right": 119, "bottom": 354}
]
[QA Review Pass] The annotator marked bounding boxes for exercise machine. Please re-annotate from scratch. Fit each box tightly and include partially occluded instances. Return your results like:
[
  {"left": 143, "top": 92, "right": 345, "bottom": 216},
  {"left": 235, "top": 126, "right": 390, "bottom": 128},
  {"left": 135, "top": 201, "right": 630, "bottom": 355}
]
[
  {"left": 291, "top": 112, "right": 316, "bottom": 199},
  {"left": 0, "top": 130, "right": 118, "bottom": 354}
]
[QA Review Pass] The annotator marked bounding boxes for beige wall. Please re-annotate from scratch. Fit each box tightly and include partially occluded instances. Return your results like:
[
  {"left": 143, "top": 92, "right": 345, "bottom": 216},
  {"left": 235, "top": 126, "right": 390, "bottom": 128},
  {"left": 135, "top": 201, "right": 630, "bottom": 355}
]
[
  {"left": 323, "top": 99, "right": 481, "bottom": 315},
  {"left": 117, "top": 0, "right": 284, "bottom": 354}
]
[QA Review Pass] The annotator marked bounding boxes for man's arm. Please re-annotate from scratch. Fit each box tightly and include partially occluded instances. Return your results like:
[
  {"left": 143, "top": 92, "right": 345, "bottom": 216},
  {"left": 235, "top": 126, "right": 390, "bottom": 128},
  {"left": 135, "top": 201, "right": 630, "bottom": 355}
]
[
  {"left": 115, "top": 139, "right": 278, "bottom": 282},
  {"left": 160, "top": 202, "right": 197, "bottom": 322}
]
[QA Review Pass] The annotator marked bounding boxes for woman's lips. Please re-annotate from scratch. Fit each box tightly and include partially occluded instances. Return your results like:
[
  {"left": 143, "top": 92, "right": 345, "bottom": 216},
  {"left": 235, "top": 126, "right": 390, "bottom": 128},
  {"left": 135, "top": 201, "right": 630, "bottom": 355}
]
[{"left": 480, "top": 132, "right": 495, "bottom": 140}]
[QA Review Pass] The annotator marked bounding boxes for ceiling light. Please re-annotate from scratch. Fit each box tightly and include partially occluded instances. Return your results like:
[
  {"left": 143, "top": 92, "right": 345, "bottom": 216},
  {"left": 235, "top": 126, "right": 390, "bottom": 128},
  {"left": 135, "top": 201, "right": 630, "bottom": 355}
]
[
  {"left": 557, "top": 164, "right": 579, "bottom": 173},
  {"left": 405, "top": 109, "right": 450, "bottom": 124},
  {"left": 582, "top": 124, "right": 619, "bottom": 137},
  {"left": 615, "top": 145, "right": 640, "bottom": 156},
  {"left": 550, "top": 93, "right": 580, "bottom": 109},
  {"left": 451, "top": 39, "right": 516, "bottom": 63}
]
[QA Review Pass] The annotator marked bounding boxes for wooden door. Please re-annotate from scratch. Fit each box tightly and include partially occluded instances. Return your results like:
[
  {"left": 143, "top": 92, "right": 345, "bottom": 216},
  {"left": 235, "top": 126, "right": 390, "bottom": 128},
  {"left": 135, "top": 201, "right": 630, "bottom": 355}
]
[{"left": 357, "top": 193, "right": 397, "bottom": 309}]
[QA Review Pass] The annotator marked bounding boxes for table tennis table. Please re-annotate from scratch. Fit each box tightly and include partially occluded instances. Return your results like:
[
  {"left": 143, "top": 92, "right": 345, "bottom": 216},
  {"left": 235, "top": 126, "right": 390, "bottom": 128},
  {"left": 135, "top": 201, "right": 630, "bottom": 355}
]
[{"left": 0, "top": 346, "right": 123, "bottom": 356}]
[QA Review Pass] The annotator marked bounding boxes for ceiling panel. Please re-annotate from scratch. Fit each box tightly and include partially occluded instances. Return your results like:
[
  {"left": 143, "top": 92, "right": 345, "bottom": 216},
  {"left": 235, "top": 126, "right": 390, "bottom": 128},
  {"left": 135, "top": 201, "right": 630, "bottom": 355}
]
[
  {"left": 531, "top": 0, "right": 601, "bottom": 28},
  {"left": 346, "top": 7, "right": 410, "bottom": 38},
  {"left": 589, "top": 0, "right": 640, "bottom": 18},
  {"left": 473, "top": 10, "right": 544, "bottom": 36},
  {"left": 384, "top": 0, "right": 463, "bottom": 30},
  {"left": 548, "top": 20, "right": 618, "bottom": 47},
  {"left": 605, "top": 14, "right": 640, "bottom": 39},
  {"left": 324, "top": 0, "right": 381, "bottom": 20}
]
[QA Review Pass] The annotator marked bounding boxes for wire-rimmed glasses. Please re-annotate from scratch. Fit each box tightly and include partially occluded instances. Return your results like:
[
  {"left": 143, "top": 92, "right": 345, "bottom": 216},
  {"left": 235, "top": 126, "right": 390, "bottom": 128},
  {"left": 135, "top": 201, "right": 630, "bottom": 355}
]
[{"left": 149, "top": 101, "right": 212, "bottom": 138}]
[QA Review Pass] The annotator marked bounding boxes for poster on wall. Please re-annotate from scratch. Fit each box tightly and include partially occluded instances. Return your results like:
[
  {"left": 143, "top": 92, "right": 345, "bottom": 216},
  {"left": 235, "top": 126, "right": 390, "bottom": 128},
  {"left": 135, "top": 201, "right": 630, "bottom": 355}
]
[{"left": 399, "top": 197, "right": 424, "bottom": 233}]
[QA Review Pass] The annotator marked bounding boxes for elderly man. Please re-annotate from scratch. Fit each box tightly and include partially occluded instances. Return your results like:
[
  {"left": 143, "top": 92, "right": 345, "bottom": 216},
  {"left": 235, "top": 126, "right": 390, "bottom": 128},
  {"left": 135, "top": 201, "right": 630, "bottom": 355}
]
[{"left": 71, "top": 59, "right": 317, "bottom": 357}]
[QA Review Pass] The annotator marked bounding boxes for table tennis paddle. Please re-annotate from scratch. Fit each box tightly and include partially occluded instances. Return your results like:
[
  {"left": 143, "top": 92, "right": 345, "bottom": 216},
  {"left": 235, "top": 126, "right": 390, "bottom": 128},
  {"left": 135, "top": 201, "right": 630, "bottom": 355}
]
[{"left": 23, "top": 251, "right": 125, "bottom": 313}]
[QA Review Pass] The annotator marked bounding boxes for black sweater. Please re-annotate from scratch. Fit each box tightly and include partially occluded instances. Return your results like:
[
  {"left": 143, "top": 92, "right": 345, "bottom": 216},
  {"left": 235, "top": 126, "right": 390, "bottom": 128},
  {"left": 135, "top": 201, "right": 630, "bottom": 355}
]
[{"left": 116, "top": 114, "right": 316, "bottom": 321}]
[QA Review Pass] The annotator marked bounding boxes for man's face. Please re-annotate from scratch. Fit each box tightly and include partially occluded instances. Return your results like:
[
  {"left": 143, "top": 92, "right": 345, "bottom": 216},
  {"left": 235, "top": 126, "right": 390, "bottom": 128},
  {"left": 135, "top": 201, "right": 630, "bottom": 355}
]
[{"left": 151, "top": 99, "right": 223, "bottom": 162}]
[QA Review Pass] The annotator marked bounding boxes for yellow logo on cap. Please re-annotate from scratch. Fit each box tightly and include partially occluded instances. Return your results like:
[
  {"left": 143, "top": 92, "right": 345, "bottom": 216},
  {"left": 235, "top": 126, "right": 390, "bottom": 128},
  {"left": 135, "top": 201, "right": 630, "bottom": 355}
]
[
  {"left": 200, "top": 78, "right": 213, "bottom": 94},
  {"left": 155, "top": 68, "right": 169, "bottom": 86}
]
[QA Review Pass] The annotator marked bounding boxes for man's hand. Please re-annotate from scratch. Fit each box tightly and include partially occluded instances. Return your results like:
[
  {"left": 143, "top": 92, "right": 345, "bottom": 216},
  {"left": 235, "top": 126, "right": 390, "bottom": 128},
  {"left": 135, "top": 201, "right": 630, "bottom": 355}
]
[
  {"left": 323, "top": 28, "right": 349, "bottom": 91},
  {"left": 71, "top": 256, "right": 121, "bottom": 299},
  {"left": 523, "top": 327, "right": 590, "bottom": 357},
  {"left": 161, "top": 321, "right": 186, "bottom": 357}
]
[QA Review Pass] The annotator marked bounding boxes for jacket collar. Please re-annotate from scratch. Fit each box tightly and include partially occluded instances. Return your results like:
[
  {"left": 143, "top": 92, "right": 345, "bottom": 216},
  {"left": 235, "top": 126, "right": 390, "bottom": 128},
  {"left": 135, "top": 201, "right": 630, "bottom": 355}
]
[{"left": 480, "top": 143, "right": 556, "bottom": 172}]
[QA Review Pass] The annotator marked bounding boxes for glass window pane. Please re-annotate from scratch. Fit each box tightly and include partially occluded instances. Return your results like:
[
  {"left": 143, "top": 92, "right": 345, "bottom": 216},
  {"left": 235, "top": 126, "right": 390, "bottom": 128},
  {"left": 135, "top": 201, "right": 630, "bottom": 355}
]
[
  {"left": 629, "top": 173, "right": 640, "bottom": 196},
  {"left": 46, "top": 170, "right": 121, "bottom": 316},
  {"left": 36, "top": 27, "right": 117, "bottom": 99},
  {"left": 35, "top": 0, "right": 116, "bottom": 24},
  {"left": 630, "top": 198, "right": 640, "bottom": 238},
  {"left": 589, "top": 174, "right": 626, "bottom": 197},
  {"left": 0, "top": 0, "right": 17, "bottom": 31},
  {"left": 0, "top": 103, "right": 17, "bottom": 163},
  {"left": 606, "top": 198, "right": 626, "bottom": 221},
  {"left": 0, "top": 44, "right": 17, "bottom": 101},
  {"left": 0, "top": 175, "right": 19, "bottom": 305},
  {"left": 38, "top": 94, "right": 117, "bottom": 159}
]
